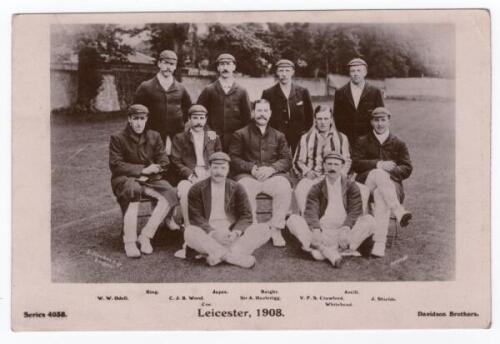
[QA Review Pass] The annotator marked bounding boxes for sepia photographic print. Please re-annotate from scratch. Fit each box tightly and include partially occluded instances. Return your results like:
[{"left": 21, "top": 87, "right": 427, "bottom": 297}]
[{"left": 12, "top": 9, "right": 490, "bottom": 330}]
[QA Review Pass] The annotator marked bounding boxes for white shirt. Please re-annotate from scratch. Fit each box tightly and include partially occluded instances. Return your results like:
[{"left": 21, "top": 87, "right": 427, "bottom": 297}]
[
  {"left": 256, "top": 124, "right": 267, "bottom": 135},
  {"left": 191, "top": 129, "right": 205, "bottom": 167},
  {"left": 218, "top": 77, "right": 235, "bottom": 94},
  {"left": 373, "top": 130, "right": 390, "bottom": 144},
  {"left": 279, "top": 83, "right": 292, "bottom": 99},
  {"left": 350, "top": 81, "right": 365, "bottom": 109},
  {"left": 320, "top": 177, "right": 347, "bottom": 230},
  {"left": 156, "top": 73, "right": 174, "bottom": 91},
  {"left": 209, "top": 181, "right": 231, "bottom": 230}
]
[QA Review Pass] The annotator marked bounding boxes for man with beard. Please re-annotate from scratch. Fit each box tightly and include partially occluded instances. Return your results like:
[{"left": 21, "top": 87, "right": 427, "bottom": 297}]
[
  {"left": 293, "top": 105, "right": 351, "bottom": 214},
  {"left": 134, "top": 50, "right": 192, "bottom": 151},
  {"left": 171, "top": 104, "right": 222, "bottom": 226},
  {"left": 229, "top": 99, "right": 293, "bottom": 247},
  {"left": 286, "top": 151, "right": 376, "bottom": 267},
  {"left": 262, "top": 59, "right": 314, "bottom": 153},
  {"left": 109, "top": 104, "right": 179, "bottom": 258},
  {"left": 333, "top": 58, "right": 384, "bottom": 144},
  {"left": 184, "top": 152, "right": 271, "bottom": 268},
  {"left": 197, "top": 53, "right": 252, "bottom": 150},
  {"left": 351, "top": 107, "right": 413, "bottom": 257}
]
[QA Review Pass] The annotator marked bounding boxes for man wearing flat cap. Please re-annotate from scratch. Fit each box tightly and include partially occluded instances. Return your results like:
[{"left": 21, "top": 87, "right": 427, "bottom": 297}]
[
  {"left": 184, "top": 152, "right": 271, "bottom": 268},
  {"left": 352, "top": 107, "right": 413, "bottom": 257},
  {"left": 109, "top": 104, "right": 179, "bottom": 258},
  {"left": 171, "top": 104, "right": 222, "bottom": 226},
  {"left": 333, "top": 58, "right": 385, "bottom": 145},
  {"left": 286, "top": 150, "right": 376, "bottom": 267},
  {"left": 197, "top": 53, "right": 252, "bottom": 150},
  {"left": 134, "top": 49, "right": 192, "bottom": 149},
  {"left": 262, "top": 59, "right": 314, "bottom": 154}
]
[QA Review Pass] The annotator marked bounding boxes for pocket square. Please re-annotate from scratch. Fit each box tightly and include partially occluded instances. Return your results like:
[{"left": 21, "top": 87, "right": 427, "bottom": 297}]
[{"left": 296, "top": 101, "right": 304, "bottom": 106}]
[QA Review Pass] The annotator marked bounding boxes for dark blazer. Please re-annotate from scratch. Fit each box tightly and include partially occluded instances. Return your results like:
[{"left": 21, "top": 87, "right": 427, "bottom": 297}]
[
  {"left": 171, "top": 129, "right": 222, "bottom": 179},
  {"left": 109, "top": 125, "right": 174, "bottom": 210},
  {"left": 197, "top": 80, "right": 251, "bottom": 149},
  {"left": 134, "top": 76, "right": 192, "bottom": 142},
  {"left": 333, "top": 82, "right": 384, "bottom": 143},
  {"left": 229, "top": 123, "right": 292, "bottom": 176},
  {"left": 261, "top": 82, "right": 314, "bottom": 153},
  {"left": 303, "top": 176, "right": 363, "bottom": 230},
  {"left": 188, "top": 178, "right": 253, "bottom": 234},
  {"left": 351, "top": 131, "right": 412, "bottom": 200}
]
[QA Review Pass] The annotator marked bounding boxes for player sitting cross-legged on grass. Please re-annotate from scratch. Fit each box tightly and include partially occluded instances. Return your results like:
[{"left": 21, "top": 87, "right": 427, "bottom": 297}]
[
  {"left": 184, "top": 152, "right": 271, "bottom": 268},
  {"left": 109, "top": 104, "right": 179, "bottom": 258},
  {"left": 351, "top": 106, "right": 413, "bottom": 257},
  {"left": 286, "top": 151, "right": 376, "bottom": 267}
]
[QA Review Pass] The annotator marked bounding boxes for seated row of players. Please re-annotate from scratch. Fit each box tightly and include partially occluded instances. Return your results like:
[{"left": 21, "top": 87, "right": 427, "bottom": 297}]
[{"left": 109, "top": 98, "right": 413, "bottom": 267}]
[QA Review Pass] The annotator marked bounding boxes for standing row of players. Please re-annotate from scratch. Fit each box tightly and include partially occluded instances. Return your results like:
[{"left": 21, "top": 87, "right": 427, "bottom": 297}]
[{"left": 109, "top": 50, "right": 413, "bottom": 267}]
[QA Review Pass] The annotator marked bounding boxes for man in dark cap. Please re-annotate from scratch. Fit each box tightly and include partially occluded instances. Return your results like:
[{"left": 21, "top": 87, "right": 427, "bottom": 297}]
[
  {"left": 171, "top": 104, "right": 222, "bottom": 226},
  {"left": 261, "top": 59, "right": 314, "bottom": 153},
  {"left": 352, "top": 107, "right": 413, "bottom": 257},
  {"left": 134, "top": 49, "right": 192, "bottom": 151},
  {"left": 184, "top": 152, "right": 271, "bottom": 268},
  {"left": 333, "top": 58, "right": 385, "bottom": 144},
  {"left": 197, "top": 53, "right": 252, "bottom": 150},
  {"left": 286, "top": 151, "right": 376, "bottom": 267},
  {"left": 109, "top": 104, "right": 179, "bottom": 258}
]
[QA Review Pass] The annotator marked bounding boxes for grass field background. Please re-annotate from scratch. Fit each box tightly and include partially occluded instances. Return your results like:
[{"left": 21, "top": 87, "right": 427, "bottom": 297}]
[{"left": 51, "top": 98, "right": 454, "bottom": 282}]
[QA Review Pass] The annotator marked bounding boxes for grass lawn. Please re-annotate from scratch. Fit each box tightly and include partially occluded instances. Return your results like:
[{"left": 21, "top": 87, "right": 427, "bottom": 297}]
[{"left": 51, "top": 98, "right": 455, "bottom": 282}]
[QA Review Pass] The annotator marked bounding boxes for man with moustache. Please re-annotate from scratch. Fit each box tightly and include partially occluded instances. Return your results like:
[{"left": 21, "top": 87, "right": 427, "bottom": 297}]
[
  {"left": 109, "top": 104, "right": 179, "bottom": 258},
  {"left": 286, "top": 151, "right": 376, "bottom": 267},
  {"left": 293, "top": 105, "right": 351, "bottom": 214},
  {"left": 134, "top": 50, "right": 192, "bottom": 151},
  {"left": 262, "top": 59, "right": 314, "bottom": 153},
  {"left": 184, "top": 152, "right": 271, "bottom": 268},
  {"left": 352, "top": 107, "right": 413, "bottom": 257},
  {"left": 229, "top": 99, "right": 293, "bottom": 247},
  {"left": 333, "top": 58, "right": 385, "bottom": 144},
  {"left": 171, "top": 104, "right": 222, "bottom": 226},
  {"left": 197, "top": 53, "right": 252, "bottom": 150}
]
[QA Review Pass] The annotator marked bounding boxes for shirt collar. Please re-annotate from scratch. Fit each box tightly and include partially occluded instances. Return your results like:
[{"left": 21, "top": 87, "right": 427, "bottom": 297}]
[
  {"left": 373, "top": 130, "right": 390, "bottom": 144},
  {"left": 156, "top": 72, "right": 174, "bottom": 88},
  {"left": 218, "top": 77, "right": 235, "bottom": 87},
  {"left": 350, "top": 80, "right": 365, "bottom": 90},
  {"left": 190, "top": 128, "right": 204, "bottom": 137}
]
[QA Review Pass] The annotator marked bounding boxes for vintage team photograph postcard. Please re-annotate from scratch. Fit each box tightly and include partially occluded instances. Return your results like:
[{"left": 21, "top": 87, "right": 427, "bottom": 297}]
[{"left": 11, "top": 9, "right": 490, "bottom": 330}]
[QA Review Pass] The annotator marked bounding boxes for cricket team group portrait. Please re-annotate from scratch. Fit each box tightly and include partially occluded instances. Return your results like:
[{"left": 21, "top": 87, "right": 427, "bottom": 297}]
[{"left": 50, "top": 21, "right": 455, "bottom": 283}]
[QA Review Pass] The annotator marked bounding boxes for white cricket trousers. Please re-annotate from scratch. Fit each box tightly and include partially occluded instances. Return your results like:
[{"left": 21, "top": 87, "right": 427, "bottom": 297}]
[
  {"left": 184, "top": 224, "right": 271, "bottom": 260},
  {"left": 122, "top": 187, "right": 170, "bottom": 243},
  {"left": 286, "top": 213, "right": 375, "bottom": 252},
  {"left": 364, "top": 168, "right": 404, "bottom": 245},
  {"left": 238, "top": 175, "right": 292, "bottom": 229}
]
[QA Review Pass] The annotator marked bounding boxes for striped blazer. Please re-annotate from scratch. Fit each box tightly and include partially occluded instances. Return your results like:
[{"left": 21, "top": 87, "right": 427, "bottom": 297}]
[{"left": 292, "top": 126, "right": 351, "bottom": 177}]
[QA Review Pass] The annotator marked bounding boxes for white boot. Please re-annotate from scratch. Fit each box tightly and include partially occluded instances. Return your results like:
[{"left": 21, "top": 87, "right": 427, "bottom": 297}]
[
  {"left": 371, "top": 241, "right": 386, "bottom": 257},
  {"left": 271, "top": 228, "right": 286, "bottom": 247},
  {"left": 138, "top": 235, "right": 153, "bottom": 255},
  {"left": 124, "top": 242, "right": 141, "bottom": 258}
]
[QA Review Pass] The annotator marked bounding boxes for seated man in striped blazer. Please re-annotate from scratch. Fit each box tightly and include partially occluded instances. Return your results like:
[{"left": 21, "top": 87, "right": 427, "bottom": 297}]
[{"left": 293, "top": 105, "right": 351, "bottom": 214}]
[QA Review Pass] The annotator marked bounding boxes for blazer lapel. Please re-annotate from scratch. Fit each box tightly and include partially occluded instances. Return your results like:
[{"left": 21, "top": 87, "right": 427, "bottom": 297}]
[
  {"left": 202, "top": 180, "right": 212, "bottom": 219},
  {"left": 224, "top": 180, "right": 233, "bottom": 212},
  {"left": 214, "top": 80, "right": 226, "bottom": 96},
  {"left": 359, "top": 83, "right": 370, "bottom": 103},
  {"left": 345, "top": 83, "right": 356, "bottom": 109},
  {"left": 226, "top": 82, "right": 238, "bottom": 96}
]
